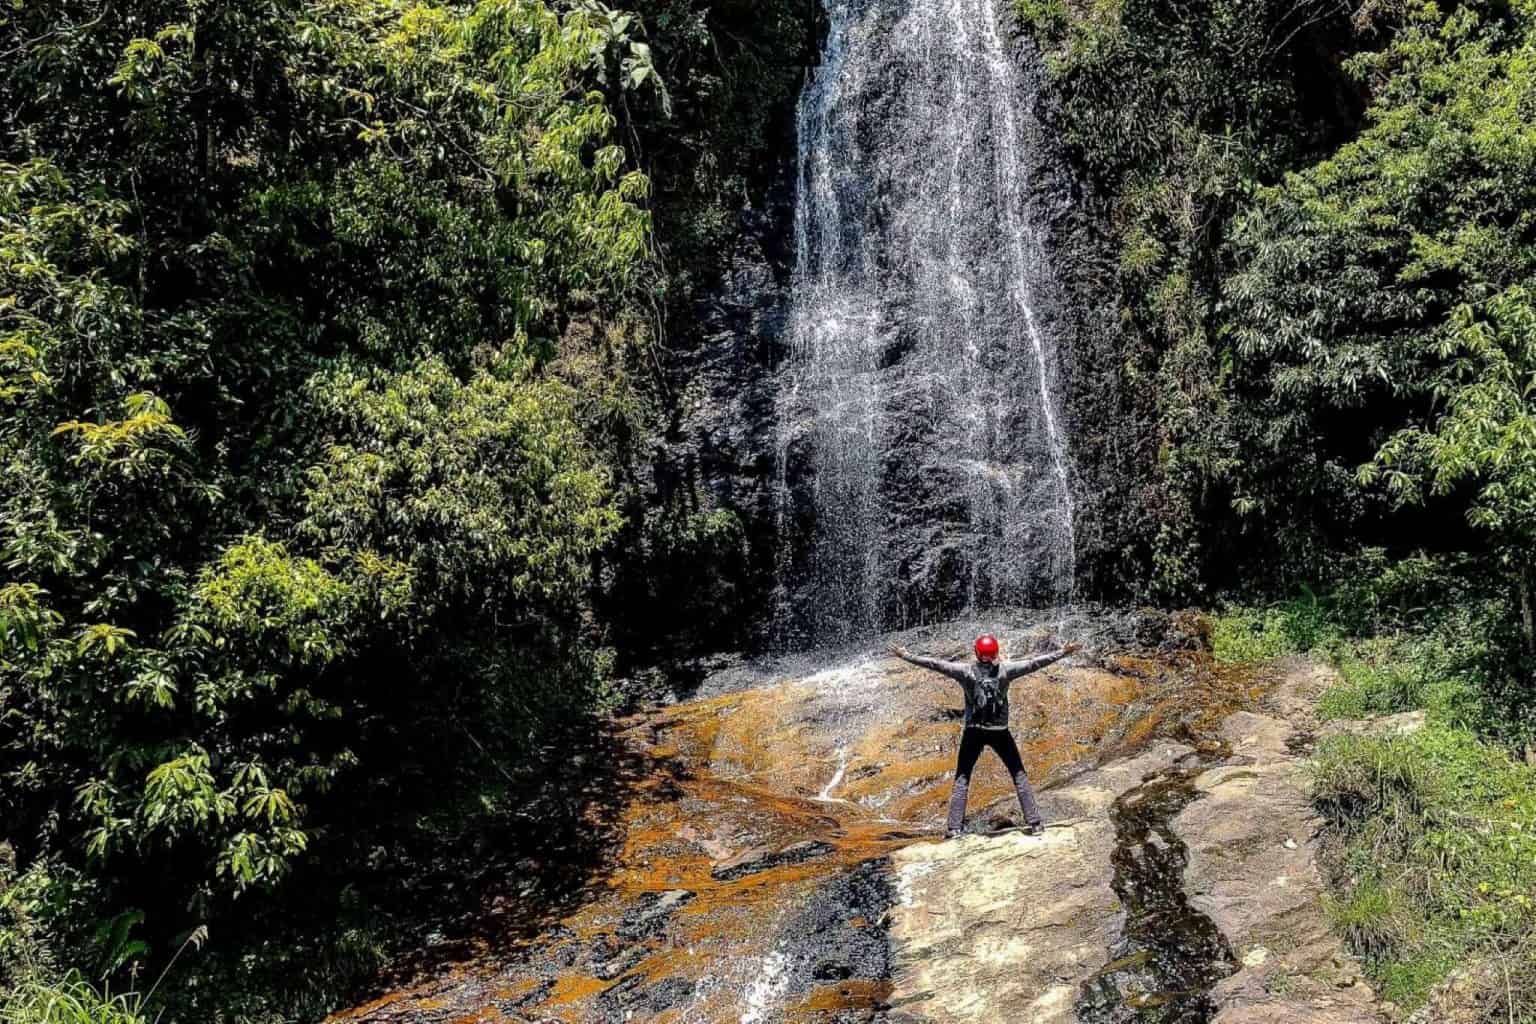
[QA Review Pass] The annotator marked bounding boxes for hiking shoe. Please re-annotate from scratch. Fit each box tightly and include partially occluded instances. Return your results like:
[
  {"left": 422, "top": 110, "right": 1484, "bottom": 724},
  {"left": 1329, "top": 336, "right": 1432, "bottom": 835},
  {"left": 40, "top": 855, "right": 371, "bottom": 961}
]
[
  {"left": 944, "top": 828, "right": 963, "bottom": 839},
  {"left": 1023, "top": 822, "right": 1046, "bottom": 836}
]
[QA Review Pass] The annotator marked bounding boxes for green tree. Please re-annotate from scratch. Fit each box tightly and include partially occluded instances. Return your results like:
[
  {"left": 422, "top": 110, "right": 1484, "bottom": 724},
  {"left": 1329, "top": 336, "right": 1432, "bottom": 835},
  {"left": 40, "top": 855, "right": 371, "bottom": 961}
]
[
  {"left": 1, "top": 0, "right": 653, "bottom": 977},
  {"left": 1226, "top": 0, "right": 1536, "bottom": 662},
  {"left": 1366, "top": 289, "right": 1536, "bottom": 655}
]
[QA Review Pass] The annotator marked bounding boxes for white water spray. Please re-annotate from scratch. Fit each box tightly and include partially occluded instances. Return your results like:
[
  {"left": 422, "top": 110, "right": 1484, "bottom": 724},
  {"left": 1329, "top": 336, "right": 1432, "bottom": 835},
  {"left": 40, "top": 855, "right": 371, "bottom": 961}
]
[{"left": 776, "top": 0, "right": 1076, "bottom": 643}]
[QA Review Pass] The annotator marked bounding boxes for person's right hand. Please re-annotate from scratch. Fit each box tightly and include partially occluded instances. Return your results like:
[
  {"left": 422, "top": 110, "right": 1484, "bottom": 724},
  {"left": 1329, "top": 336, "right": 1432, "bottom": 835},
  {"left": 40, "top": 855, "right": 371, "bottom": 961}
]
[
  {"left": 889, "top": 645, "right": 908, "bottom": 658},
  {"left": 1063, "top": 642, "right": 1083, "bottom": 656}
]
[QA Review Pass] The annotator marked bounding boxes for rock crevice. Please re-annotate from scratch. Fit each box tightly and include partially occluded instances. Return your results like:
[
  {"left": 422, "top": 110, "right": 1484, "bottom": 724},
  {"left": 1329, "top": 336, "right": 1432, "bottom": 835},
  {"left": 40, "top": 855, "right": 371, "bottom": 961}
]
[{"left": 1171, "top": 672, "right": 1384, "bottom": 1024}]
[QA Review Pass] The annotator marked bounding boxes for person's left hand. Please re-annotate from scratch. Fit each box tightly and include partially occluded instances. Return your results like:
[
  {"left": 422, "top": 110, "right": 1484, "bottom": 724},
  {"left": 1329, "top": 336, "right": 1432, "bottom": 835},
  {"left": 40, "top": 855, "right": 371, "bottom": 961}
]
[{"left": 1063, "top": 642, "right": 1083, "bottom": 656}]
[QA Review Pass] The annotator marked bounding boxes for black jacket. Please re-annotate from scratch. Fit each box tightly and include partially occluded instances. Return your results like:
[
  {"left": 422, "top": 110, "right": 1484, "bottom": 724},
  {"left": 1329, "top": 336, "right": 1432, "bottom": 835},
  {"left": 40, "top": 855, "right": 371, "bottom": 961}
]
[{"left": 898, "top": 648, "right": 1072, "bottom": 729}]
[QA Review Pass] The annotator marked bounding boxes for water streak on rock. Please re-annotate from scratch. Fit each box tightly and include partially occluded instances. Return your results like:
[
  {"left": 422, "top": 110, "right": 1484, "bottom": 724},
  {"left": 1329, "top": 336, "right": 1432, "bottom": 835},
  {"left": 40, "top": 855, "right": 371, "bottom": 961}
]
[{"left": 1074, "top": 766, "right": 1237, "bottom": 1024}]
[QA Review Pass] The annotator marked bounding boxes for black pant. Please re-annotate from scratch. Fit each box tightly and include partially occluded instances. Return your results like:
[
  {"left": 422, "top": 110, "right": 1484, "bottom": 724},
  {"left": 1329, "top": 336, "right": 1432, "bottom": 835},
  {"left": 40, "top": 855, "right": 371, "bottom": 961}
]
[{"left": 947, "top": 726, "right": 1043, "bottom": 833}]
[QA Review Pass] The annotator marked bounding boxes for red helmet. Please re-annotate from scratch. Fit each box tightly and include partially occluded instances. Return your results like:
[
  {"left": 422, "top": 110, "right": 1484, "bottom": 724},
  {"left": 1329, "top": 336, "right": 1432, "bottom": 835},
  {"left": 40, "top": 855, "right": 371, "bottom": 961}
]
[{"left": 974, "top": 634, "right": 999, "bottom": 662}]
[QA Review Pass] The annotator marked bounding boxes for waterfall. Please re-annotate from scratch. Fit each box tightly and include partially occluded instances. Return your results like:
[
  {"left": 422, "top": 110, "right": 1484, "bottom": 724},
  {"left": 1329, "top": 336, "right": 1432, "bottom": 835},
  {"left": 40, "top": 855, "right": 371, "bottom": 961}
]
[{"left": 776, "top": 0, "right": 1076, "bottom": 644}]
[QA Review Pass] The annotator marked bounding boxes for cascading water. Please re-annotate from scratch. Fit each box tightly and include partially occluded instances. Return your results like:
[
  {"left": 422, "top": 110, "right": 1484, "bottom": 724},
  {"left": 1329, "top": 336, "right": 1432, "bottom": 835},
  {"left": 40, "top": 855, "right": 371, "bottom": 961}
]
[{"left": 776, "top": 0, "right": 1076, "bottom": 644}]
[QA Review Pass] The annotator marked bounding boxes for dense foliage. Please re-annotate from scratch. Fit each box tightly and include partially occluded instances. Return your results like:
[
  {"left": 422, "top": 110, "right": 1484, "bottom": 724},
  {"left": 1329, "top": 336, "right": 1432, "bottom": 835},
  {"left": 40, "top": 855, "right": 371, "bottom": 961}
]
[
  {"left": 1024, "top": 0, "right": 1536, "bottom": 704},
  {"left": 1226, "top": 0, "right": 1536, "bottom": 660},
  {"left": 1, "top": 0, "right": 662, "bottom": 1009}
]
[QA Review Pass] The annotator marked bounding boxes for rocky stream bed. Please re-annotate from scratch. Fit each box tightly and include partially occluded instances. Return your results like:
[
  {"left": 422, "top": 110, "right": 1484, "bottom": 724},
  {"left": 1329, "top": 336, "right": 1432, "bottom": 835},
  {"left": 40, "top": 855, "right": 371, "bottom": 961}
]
[{"left": 327, "top": 611, "right": 1387, "bottom": 1024}]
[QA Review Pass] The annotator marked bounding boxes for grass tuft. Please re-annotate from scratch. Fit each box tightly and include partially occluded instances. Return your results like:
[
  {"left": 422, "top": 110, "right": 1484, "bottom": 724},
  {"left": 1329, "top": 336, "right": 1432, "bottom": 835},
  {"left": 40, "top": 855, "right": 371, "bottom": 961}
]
[
  {"left": 1313, "top": 725, "right": 1536, "bottom": 1018},
  {"left": 0, "top": 977, "right": 146, "bottom": 1024}
]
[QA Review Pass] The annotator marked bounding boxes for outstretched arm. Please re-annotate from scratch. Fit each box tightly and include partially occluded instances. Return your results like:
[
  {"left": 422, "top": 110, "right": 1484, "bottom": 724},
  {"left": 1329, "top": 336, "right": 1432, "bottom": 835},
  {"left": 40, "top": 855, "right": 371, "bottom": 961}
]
[
  {"left": 890, "top": 646, "right": 970, "bottom": 682},
  {"left": 1002, "top": 642, "right": 1081, "bottom": 681}
]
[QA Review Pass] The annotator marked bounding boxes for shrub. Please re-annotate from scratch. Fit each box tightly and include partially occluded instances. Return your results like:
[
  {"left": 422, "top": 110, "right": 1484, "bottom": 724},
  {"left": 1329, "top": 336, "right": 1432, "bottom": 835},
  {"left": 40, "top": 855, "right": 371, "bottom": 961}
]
[
  {"left": 1317, "top": 655, "right": 1482, "bottom": 726},
  {"left": 1211, "top": 590, "right": 1338, "bottom": 663}
]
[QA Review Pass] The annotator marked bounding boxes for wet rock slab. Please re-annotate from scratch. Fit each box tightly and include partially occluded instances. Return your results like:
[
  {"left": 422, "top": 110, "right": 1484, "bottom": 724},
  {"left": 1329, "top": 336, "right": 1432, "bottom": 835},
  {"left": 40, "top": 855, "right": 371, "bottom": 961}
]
[
  {"left": 324, "top": 629, "right": 1302, "bottom": 1024},
  {"left": 885, "top": 741, "right": 1195, "bottom": 1023}
]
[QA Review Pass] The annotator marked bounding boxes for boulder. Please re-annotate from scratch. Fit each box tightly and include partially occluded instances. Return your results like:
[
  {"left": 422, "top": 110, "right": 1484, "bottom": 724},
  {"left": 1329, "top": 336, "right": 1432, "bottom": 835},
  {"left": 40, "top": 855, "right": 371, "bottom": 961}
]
[{"left": 1316, "top": 711, "right": 1427, "bottom": 741}]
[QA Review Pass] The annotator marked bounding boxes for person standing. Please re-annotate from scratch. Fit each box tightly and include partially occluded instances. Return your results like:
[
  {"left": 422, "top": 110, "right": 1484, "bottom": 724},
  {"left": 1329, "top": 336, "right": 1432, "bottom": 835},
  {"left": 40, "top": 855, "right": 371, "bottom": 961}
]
[{"left": 891, "top": 634, "right": 1080, "bottom": 837}]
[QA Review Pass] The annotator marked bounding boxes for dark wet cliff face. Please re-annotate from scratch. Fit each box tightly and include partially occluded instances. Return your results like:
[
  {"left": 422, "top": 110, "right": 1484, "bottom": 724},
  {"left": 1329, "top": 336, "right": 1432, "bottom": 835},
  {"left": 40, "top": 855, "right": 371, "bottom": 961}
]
[
  {"left": 1015, "top": 45, "right": 1156, "bottom": 610},
  {"left": 615, "top": 1, "right": 1146, "bottom": 657},
  {"left": 630, "top": 157, "right": 800, "bottom": 653},
  {"left": 593, "top": 0, "right": 809, "bottom": 660}
]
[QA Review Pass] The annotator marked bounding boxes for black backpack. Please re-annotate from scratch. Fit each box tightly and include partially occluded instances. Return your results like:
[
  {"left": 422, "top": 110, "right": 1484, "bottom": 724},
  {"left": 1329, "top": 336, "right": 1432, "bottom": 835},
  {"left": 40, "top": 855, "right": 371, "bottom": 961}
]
[{"left": 973, "top": 669, "right": 1004, "bottom": 722}]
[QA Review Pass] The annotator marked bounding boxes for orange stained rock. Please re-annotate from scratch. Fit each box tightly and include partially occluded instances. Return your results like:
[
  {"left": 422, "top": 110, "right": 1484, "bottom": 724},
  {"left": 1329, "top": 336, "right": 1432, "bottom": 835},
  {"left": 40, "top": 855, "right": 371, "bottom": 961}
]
[
  {"left": 784, "top": 979, "right": 896, "bottom": 1021},
  {"left": 328, "top": 648, "right": 1268, "bottom": 1024},
  {"left": 538, "top": 973, "right": 610, "bottom": 1009},
  {"left": 445, "top": 1009, "right": 508, "bottom": 1024}
]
